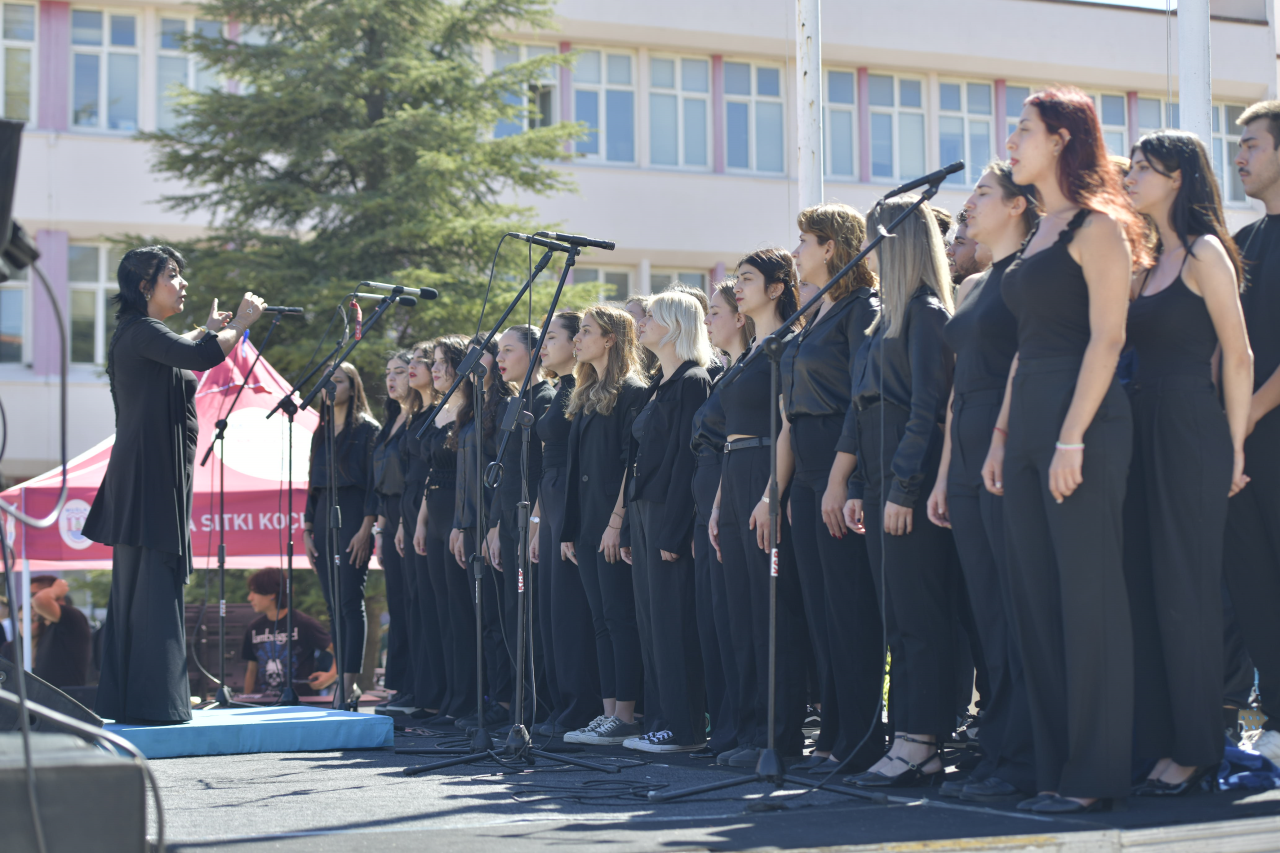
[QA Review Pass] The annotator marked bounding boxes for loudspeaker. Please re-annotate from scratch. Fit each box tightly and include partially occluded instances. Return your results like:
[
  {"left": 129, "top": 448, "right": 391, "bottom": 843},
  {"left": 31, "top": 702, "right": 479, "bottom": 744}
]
[
  {"left": 0, "top": 732, "right": 146, "bottom": 853},
  {"left": 0, "top": 658, "right": 102, "bottom": 732}
]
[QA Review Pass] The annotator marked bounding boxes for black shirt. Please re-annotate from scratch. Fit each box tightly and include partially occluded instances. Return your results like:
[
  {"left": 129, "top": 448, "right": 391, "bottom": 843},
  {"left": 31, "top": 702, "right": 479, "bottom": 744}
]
[
  {"left": 690, "top": 369, "right": 732, "bottom": 458},
  {"left": 492, "top": 380, "right": 556, "bottom": 525},
  {"left": 34, "top": 605, "right": 91, "bottom": 689},
  {"left": 537, "top": 376, "right": 576, "bottom": 471},
  {"left": 944, "top": 255, "right": 1018, "bottom": 396},
  {"left": 1127, "top": 271, "right": 1217, "bottom": 383},
  {"left": 453, "top": 416, "right": 497, "bottom": 531},
  {"left": 240, "top": 610, "right": 331, "bottom": 697},
  {"left": 370, "top": 409, "right": 407, "bottom": 516},
  {"left": 847, "top": 288, "right": 953, "bottom": 507},
  {"left": 1235, "top": 214, "right": 1280, "bottom": 392},
  {"left": 400, "top": 409, "right": 433, "bottom": 518},
  {"left": 720, "top": 330, "right": 798, "bottom": 438},
  {"left": 305, "top": 418, "right": 379, "bottom": 525},
  {"left": 1001, "top": 210, "right": 1093, "bottom": 360}
]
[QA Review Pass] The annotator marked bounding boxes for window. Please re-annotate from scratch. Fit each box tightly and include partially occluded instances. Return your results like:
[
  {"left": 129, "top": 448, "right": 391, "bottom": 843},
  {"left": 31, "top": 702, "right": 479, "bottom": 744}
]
[
  {"left": 1005, "top": 84, "right": 1031, "bottom": 139},
  {"left": 1, "top": 4, "right": 34, "bottom": 121},
  {"left": 1092, "top": 92, "right": 1127, "bottom": 155},
  {"left": 1213, "top": 104, "right": 1248, "bottom": 205},
  {"left": 1135, "top": 96, "right": 1179, "bottom": 134},
  {"left": 724, "top": 61, "right": 784, "bottom": 173},
  {"left": 649, "top": 56, "right": 710, "bottom": 168},
  {"left": 939, "top": 81, "right": 993, "bottom": 186},
  {"left": 493, "top": 43, "right": 557, "bottom": 139},
  {"left": 71, "top": 9, "right": 139, "bottom": 131},
  {"left": 0, "top": 264, "right": 25, "bottom": 364},
  {"left": 67, "top": 244, "right": 121, "bottom": 364},
  {"left": 650, "top": 269, "right": 706, "bottom": 293},
  {"left": 574, "top": 266, "right": 630, "bottom": 301},
  {"left": 824, "top": 69, "right": 856, "bottom": 178},
  {"left": 573, "top": 49, "right": 635, "bottom": 162},
  {"left": 156, "top": 17, "right": 222, "bottom": 130},
  {"left": 868, "top": 73, "right": 925, "bottom": 182}
]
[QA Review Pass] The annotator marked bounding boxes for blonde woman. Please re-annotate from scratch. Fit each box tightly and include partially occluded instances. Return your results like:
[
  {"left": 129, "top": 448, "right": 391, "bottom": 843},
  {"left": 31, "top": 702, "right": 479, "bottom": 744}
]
[
  {"left": 843, "top": 196, "right": 957, "bottom": 788},
  {"left": 559, "top": 306, "right": 650, "bottom": 745},
  {"left": 622, "top": 292, "right": 713, "bottom": 752}
]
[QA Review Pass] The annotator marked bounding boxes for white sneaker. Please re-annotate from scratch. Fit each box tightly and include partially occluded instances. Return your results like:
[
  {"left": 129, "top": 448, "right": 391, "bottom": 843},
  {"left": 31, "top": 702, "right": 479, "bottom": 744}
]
[
  {"left": 631, "top": 730, "right": 705, "bottom": 753},
  {"left": 578, "top": 716, "right": 643, "bottom": 744},
  {"left": 623, "top": 732, "right": 657, "bottom": 750},
  {"left": 562, "top": 715, "right": 609, "bottom": 744},
  {"left": 1250, "top": 729, "right": 1280, "bottom": 765}
]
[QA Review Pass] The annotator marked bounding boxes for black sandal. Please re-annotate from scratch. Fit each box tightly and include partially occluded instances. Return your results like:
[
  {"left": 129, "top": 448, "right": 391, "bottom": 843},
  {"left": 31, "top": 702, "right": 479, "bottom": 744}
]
[{"left": 847, "top": 735, "right": 942, "bottom": 788}]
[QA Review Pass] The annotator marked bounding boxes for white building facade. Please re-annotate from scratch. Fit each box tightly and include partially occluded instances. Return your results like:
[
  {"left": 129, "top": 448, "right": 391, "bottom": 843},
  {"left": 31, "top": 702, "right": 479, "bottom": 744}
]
[{"left": 1, "top": 0, "right": 1276, "bottom": 480}]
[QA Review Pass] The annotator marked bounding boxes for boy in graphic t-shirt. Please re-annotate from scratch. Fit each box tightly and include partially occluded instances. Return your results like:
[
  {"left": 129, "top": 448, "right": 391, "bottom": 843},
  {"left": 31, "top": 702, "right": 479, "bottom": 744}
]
[{"left": 240, "top": 568, "right": 335, "bottom": 696}]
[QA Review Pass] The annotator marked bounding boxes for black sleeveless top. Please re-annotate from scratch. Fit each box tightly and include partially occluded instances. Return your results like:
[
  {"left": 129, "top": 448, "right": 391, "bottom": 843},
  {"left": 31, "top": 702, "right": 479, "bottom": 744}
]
[
  {"left": 945, "top": 255, "right": 1019, "bottom": 395},
  {"left": 720, "top": 331, "right": 796, "bottom": 437},
  {"left": 691, "top": 372, "right": 731, "bottom": 457},
  {"left": 536, "top": 376, "right": 575, "bottom": 471},
  {"left": 1127, "top": 259, "right": 1217, "bottom": 384},
  {"left": 1001, "top": 209, "right": 1092, "bottom": 360},
  {"left": 400, "top": 409, "right": 432, "bottom": 514}
]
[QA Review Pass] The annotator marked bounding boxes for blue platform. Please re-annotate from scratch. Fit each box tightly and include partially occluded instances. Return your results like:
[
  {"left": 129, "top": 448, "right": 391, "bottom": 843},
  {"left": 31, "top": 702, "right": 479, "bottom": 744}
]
[{"left": 103, "top": 706, "right": 394, "bottom": 759}]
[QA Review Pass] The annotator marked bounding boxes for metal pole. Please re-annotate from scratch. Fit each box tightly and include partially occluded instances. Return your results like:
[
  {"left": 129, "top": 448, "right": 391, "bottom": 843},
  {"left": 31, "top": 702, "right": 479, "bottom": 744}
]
[
  {"left": 1178, "top": 0, "right": 1212, "bottom": 147},
  {"left": 20, "top": 555, "right": 30, "bottom": 672},
  {"left": 796, "top": 0, "right": 823, "bottom": 212}
]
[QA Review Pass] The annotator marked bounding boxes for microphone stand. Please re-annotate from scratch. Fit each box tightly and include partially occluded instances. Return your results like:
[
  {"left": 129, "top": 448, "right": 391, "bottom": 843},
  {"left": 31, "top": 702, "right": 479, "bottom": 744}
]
[
  {"left": 199, "top": 315, "right": 285, "bottom": 708},
  {"left": 649, "top": 179, "right": 945, "bottom": 805},
  {"left": 401, "top": 245, "right": 618, "bottom": 777}
]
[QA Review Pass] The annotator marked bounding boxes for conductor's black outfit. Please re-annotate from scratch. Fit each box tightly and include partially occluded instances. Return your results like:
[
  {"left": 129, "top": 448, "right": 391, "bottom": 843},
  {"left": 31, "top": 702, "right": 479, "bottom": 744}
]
[
  {"left": 490, "top": 378, "right": 556, "bottom": 721},
  {"left": 1225, "top": 214, "right": 1280, "bottom": 735},
  {"left": 941, "top": 255, "right": 1036, "bottom": 792},
  {"left": 306, "top": 414, "right": 379, "bottom": 677},
  {"left": 1000, "top": 210, "right": 1134, "bottom": 799},
  {"left": 718, "top": 337, "right": 807, "bottom": 756},
  {"left": 85, "top": 314, "right": 226, "bottom": 724},
  {"left": 370, "top": 407, "right": 411, "bottom": 697},
  {"left": 782, "top": 287, "right": 884, "bottom": 769},
  {"left": 626, "top": 360, "right": 711, "bottom": 746},
  {"left": 1123, "top": 261, "right": 1231, "bottom": 770},
  {"left": 562, "top": 376, "right": 649, "bottom": 705},
  {"left": 847, "top": 288, "right": 959, "bottom": 741},
  {"left": 538, "top": 376, "right": 602, "bottom": 729},
  {"left": 399, "top": 408, "right": 448, "bottom": 712}
]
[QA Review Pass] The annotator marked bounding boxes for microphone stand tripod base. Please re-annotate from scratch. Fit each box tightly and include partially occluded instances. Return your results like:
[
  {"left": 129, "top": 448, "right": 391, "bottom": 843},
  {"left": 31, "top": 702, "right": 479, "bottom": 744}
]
[
  {"left": 213, "top": 684, "right": 234, "bottom": 708},
  {"left": 278, "top": 687, "right": 300, "bottom": 707}
]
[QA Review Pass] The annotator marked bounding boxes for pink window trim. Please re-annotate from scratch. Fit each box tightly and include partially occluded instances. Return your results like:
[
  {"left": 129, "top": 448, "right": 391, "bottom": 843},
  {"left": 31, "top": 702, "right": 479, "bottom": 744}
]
[
  {"left": 33, "top": 230, "right": 68, "bottom": 376},
  {"left": 1127, "top": 91, "right": 1139, "bottom": 149},
  {"left": 37, "top": 1, "right": 69, "bottom": 132},
  {"left": 712, "top": 55, "right": 724, "bottom": 174},
  {"left": 857, "top": 68, "right": 870, "bottom": 184},
  {"left": 994, "top": 79, "right": 1007, "bottom": 152}
]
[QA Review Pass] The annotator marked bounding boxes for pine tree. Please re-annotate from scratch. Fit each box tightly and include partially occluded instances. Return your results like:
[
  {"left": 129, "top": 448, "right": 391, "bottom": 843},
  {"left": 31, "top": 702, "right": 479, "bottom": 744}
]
[{"left": 142, "top": 0, "right": 593, "bottom": 381}]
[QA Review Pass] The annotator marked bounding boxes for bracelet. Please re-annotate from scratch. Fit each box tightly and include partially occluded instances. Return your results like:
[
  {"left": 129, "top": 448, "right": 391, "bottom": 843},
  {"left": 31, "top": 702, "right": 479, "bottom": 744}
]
[
  {"left": 611, "top": 510, "right": 623, "bottom": 519},
  {"left": 529, "top": 516, "right": 540, "bottom": 524},
  {"left": 993, "top": 426, "right": 1008, "bottom": 438},
  {"left": 1055, "top": 441, "right": 1085, "bottom": 451},
  {"left": 608, "top": 523, "right": 622, "bottom": 530},
  {"left": 372, "top": 525, "right": 382, "bottom": 535},
  {"left": 760, "top": 496, "right": 770, "bottom": 504}
]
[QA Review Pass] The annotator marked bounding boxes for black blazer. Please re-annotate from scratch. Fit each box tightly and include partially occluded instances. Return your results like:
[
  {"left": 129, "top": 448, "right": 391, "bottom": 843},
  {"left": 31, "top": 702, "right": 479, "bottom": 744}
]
[
  {"left": 305, "top": 418, "right": 379, "bottom": 524},
  {"left": 560, "top": 375, "right": 650, "bottom": 544},
  {"left": 625, "top": 361, "right": 711, "bottom": 556},
  {"left": 490, "top": 379, "right": 556, "bottom": 527},
  {"left": 83, "top": 314, "right": 226, "bottom": 576}
]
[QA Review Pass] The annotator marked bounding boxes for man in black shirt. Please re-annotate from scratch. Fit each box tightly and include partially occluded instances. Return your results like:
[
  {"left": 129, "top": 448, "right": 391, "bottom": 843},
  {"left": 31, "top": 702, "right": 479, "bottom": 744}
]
[
  {"left": 29, "top": 576, "right": 91, "bottom": 689},
  {"left": 241, "top": 568, "right": 336, "bottom": 696},
  {"left": 1227, "top": 100, "right": 1280, "bottom": 765}
]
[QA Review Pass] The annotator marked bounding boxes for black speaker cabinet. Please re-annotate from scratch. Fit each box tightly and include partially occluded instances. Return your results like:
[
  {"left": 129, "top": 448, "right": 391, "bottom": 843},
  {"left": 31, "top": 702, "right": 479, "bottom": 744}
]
[
  {"left": 0, "top": 732, "right": 146, "bottom": 852},
  {"left": 0, "top": 658, "right": 102, "bottom": 732}
]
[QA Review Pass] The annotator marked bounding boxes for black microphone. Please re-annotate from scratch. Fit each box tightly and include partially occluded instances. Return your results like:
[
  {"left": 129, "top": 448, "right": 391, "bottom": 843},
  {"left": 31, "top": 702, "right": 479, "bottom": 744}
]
[
  {"left": 355, "top": 292, "right": 417, "bottom": 307},
  {"left": 263, "top": 305, "right": 304, "bottom": 314},
  {"left": 534, "top": 231, "right": 616, "bottom": 251},
  {"left": 882, "top": 161, "right": 965, "bottom": 199},
  {"left": 507, "top": 232, "right": 574, "bottom": 253},
  {"left": 359, "top": 281, "right": 439, "bottom": 300}
]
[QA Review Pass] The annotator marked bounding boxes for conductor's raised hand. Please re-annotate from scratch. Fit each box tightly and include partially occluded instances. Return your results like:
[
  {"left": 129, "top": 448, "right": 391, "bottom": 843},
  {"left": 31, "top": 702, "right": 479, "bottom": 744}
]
[{"left": 235, "top": 292, "right": 268, "bottom": 329}]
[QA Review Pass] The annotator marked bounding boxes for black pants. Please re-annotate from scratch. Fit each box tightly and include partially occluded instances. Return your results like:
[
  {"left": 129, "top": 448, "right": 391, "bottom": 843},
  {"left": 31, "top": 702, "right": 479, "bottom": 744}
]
[
  {"left": 431, "top": 486, "right": 477, "bottom": 718},
  {"left": 95, "top": 544, "right": 191, "bottom": 724},
  {"left": 631, "top": 497, "right": 706, "bottom": 745},
  {"left": 462, "top": 527, "right": 511, "bottom": 705},
  {"left": 1003, "top": 357, "right": 1133, "bottom": 799},
  {"left": 947, "top": 387, "right": 1035, "bottom": 791},
  {"left": 576, "top": 500, "right": 641, "bottom": 703},
  {"left": 314, "top": 485, "right": 370, "bottom": 675},
  {"left": 499, "top": 505, "right": 551, "bottom": 722},
  {"left": 1224, "top": 408, "right": 1280, "bottom": 733},
  {"left": 857, "top": 402, "right": 958, "bottom": 740},
  {"left": 1222, "top": 583, "right": 1256, "bottom": 710},
  {"left": 1124, "top": 376, "right": 1230, "bottom": 767},
  {"left": 694, "top": 453, "right": 737, "bottom": 752},
  {"left": 790, "top": 415, "right": 885, "bottom": 768},
  {"left": 719, "top": 444, "right": 806, "bottom": 755},
  {"left": 543, "top": 467, "right": 601, "bottom": 728},
  {"left": 401, "top": 496, "right": 447, "bottom": 712},
  {"left": 379, "top": 498, "right": 411, "bottom": 693}
]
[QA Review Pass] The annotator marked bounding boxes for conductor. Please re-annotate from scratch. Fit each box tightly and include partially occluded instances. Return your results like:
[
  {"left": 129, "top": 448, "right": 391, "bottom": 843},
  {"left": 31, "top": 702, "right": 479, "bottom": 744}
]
[{"left": 83, "top": 246, "right": 266, "bottom": 725}]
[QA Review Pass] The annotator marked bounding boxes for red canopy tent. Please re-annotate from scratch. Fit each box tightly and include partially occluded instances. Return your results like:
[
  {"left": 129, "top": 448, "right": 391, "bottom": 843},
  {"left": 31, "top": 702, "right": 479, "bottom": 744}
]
[{"left": 3, "top": 337, "right": 335, "bottom": 571}]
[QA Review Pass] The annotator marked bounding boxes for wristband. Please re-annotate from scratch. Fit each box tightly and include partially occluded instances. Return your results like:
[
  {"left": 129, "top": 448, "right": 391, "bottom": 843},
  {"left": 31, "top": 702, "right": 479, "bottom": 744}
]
[
  {"left": 1055, "top": 442, "right": 1085, "bottom": 451},
  {"left": 529, "top": 516, "right": 540, "bottom": 524}
]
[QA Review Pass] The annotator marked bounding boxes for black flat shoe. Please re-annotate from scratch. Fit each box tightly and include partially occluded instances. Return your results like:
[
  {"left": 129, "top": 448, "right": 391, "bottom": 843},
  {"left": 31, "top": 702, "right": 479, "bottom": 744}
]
[
  {"left": 793, "top": 753, "right": 831, "bottom": 771},
  {"left": 689, "top": 745, "right": 717, "bottom": 759},
  {"left": 1136, "top": 765, "right": 1217, "bottom": 797},
  {"left": 1031, "top": 794, "right": 1113, "bottom": 814},
  {"left": 939, "top": 777, "right": 969, "bottom": 798},
  {"left": 960, "top": 776, "right": 1024, "bottom": 802},
  {"left": 1017, "top": 794, "right": 1056, "bottom": 811}
]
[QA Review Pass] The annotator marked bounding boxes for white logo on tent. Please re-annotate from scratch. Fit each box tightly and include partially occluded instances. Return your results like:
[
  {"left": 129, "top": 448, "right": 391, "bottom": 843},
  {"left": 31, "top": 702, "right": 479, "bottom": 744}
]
[{"left": 59, "top": 499, "right": 93, "bottom": 550}]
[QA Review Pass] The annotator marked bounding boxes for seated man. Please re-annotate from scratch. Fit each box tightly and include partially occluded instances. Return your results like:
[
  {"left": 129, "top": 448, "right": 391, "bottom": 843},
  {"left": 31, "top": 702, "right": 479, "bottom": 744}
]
[
  {"left": 30, "top": 576, "right": 91, "bottom": 689},
  {"left": 241, "top": 568, "right": 336, "bottom": 696}
]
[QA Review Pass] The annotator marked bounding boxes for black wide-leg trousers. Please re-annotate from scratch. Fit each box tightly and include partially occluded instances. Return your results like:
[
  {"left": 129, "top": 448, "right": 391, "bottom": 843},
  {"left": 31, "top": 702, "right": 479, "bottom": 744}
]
[
  {"left": 313, "top": 485, "right": 370, "bottom": 675},
  {"left": 576, "top": 502, "right": 642, "bottom": 703},
  {"left": 400, "top": 497, "right": 447, "bottom": 711},
  {"left": 694, "top": 453, "right": 737, "bottom": 752},
  {"left": 432, "top": 488, "right": 477, "bottom": 718},
  {"left": 379, "top": 498, "right": 411, "bottom": 694},
  {"left": 1002, "top": 358, "right": 1133, "bottom": 799}
]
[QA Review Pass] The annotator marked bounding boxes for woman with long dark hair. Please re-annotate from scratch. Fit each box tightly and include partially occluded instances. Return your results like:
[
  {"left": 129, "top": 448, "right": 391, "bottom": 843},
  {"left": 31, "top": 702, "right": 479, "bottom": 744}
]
[
  {"left": 842, "top": 198, "right": 956, "bottom": 788},
  {"left": 982, "top": 86, "right": 1149, "bottom": 812},
  {"left": 688, "top": 283, "right": 752, "bottom": 758},
  {"left": 371, "top": 352, "right": 415, "bottom": 713},
  {"left": 86, "top": 246, "right": 265, "bottom": 724},
  {"left": 1122, "top": 131, "right": 1252, "bottom": 795},
  {"left": 927, "top": 162, "right": 1041, "bottom": 802},
  {"left": 410, "top": 335, "right": 475, "bottom": 723},
  {"left": 304, "top": 361, "right": 380, "bottom": 707},
  {"left": 786, "top": 203, "right": 884, "bottom": 775},
  {"left": 709, "top": 248, "right": 808, "bottom": 767},
  {"left": 560, "top": 306, "right": 649, "bottom": 745}
]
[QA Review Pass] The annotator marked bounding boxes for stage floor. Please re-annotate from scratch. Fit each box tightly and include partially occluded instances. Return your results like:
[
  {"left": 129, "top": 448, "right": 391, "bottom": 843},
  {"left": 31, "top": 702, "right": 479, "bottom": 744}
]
[{"left": 104, "top": 706, "right": 393, "bottom": 759}]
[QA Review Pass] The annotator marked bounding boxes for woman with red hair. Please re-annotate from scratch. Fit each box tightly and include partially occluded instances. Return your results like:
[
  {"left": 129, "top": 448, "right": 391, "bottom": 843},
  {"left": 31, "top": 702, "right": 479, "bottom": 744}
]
[{"left": 981, "top": 86, "right": 1149, "bottom": 812}]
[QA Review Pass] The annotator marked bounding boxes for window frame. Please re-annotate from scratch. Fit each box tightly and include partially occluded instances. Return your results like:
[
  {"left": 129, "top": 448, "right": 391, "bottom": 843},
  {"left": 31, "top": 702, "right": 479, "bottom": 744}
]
[
  {"left": 573, "top": 265, "right": 631, "bottom": 301},
  {"left": 866, "top": 70, "right": 926, "bottom": 184},
  {"left": 571, "top": 46, "right": 637, "bottom": 164},
  {"left": 649, "top": 268, "right": 707, "bottom": 294},
  {"left": 823, "top": 67, "right": 857, "bottom": 181},
  {"left": 155, "top": 14, "right": 224, "bottom": 131},
  {"left": 1089, "top": 90, "right": 1129, "bottom": 156},
  {"left": 722, "top": 58, "right": 786, "bottom": 175},
  {"left": 937, "top": 78, "right": 995, "bottom": 187},
  {"left": 491, "top": 42, "right": 559, "bottom": 140},
  {"left": 67, "top": 243, "right": 120, "bottom": 365},
  {"left": 69, "top": 5, "right": 142, "bottom": 133},
  {"left": 1213, "top": 103, "right": 1250, "bottom": 207},
  {"left": 0, "top": 2, "right": 37, "bottom": 123},
  {"left": 646, "top": 52, "right": 712, "bottom": 171},
  {"left": 0, "top": 264, "right": 29, "bottom": 366}
]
